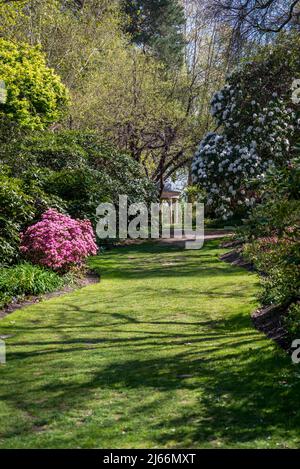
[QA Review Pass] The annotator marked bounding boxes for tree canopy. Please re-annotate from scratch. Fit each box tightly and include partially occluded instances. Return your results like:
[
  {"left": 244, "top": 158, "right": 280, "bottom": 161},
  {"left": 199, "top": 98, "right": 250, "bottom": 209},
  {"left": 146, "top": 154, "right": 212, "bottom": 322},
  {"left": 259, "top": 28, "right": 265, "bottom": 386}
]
[{"left": 200, "top": 0, "right": 300, "bottom": 59}]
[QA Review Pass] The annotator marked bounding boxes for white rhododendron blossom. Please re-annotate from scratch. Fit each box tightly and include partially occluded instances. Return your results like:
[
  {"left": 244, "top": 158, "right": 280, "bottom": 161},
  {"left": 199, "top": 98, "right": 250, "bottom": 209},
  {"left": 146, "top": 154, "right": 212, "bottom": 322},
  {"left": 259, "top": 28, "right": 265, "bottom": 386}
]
[
  {"left": 192, "top": 134, "right": 262, "bottom": 219},
  {"left": 192, "top": 65, "right": 298, "bottom": 218}
]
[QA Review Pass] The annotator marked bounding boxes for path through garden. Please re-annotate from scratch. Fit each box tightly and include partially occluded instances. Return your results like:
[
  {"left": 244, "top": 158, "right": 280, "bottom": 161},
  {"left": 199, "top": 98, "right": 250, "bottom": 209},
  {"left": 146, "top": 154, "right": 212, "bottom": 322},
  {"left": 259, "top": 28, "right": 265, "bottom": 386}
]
[{"left": 0, "top": 240, "right": 300, "bottom": 448}]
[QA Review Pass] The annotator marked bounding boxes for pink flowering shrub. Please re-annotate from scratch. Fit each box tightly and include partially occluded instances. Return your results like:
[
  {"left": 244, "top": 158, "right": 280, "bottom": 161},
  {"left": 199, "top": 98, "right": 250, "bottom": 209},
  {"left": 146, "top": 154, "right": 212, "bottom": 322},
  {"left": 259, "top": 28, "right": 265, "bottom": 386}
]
[{"left": 20, "top": 209, "right": 97, "bottom": 271}]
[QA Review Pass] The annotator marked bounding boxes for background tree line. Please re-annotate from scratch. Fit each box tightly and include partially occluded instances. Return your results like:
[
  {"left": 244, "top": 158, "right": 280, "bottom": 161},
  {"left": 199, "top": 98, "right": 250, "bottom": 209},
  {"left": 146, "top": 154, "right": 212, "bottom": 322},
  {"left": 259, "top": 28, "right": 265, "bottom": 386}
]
[{"left": 0, "top": 0, "right": 232, "bottom": 192}]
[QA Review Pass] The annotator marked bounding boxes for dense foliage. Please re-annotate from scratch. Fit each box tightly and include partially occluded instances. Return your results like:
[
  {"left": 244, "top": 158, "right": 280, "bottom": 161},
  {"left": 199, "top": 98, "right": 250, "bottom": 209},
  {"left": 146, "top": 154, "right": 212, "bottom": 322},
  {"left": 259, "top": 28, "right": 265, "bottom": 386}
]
[
  {"left": 0, "top": 172, "right": 35, "bottom": 266},
  {"left": 0, "top": 38, "right": 68, "bottom": 129},
  {"left": 2, "top": 131, "right": 158, "bottom": 221},
  {"left": 192, "top": 33, "right": 300, "bottom": 219},
  {"left": 0, "top": 164, "right": 67, "bottom": 266}
]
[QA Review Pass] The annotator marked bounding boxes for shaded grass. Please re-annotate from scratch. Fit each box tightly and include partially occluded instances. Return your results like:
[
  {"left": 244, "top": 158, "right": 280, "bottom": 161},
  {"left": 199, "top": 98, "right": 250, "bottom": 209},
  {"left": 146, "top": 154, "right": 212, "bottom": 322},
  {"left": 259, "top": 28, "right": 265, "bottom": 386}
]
[{"left": 0, "top": 240, "right": 299, "bottom": 448}]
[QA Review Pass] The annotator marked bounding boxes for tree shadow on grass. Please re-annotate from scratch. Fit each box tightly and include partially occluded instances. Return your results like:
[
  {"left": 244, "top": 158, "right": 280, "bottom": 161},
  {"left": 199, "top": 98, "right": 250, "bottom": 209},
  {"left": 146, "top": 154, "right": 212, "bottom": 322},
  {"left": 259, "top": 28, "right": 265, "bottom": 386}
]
[
  {"left": 1, "top": 310, "right": 299, "bottom": 447},
  {"left": 0, "top": 240, "right": 283, "bottom": 447},
  {"left": 40, "top": 342, "right": 300, "bottom": 447},
  {"left": 149, "top": 351, "right": 300, "bottom": 448},
  {"left": 89, "top": 240, "right": 248, "bottom": 281}
]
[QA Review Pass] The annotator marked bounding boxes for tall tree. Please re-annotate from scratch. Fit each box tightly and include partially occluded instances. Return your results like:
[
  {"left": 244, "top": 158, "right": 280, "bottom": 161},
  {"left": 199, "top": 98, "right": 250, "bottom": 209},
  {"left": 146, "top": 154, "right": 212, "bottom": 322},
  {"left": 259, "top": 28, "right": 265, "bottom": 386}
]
[
  {"left": 122, "top": 0, "right": 186, "bottom": 68},
  {"left": 200, "top": 0, "right": 300, "bottom": 60},
  {"left": 0, "top": 0, "right": 230, "bottom": 191},
  {"left": 204, "top": 0, "right": 300, "bottom": 34}
]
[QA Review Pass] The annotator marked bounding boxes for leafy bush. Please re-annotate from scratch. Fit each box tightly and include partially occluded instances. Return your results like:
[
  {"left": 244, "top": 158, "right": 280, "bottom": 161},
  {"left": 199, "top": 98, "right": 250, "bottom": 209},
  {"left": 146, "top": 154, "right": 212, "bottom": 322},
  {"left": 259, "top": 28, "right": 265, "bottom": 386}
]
[
  {"left": 0, "top": 38, "right": 68, "bottom": 129},
  {"left": 242, "top": 157, "right": 299, "bottom": 334},
  {"left": 2, "top": 131, "right": 158, "bottom": 222},
  {"left": 192, "top": 33, "right": 300, "bottom": 219},
  {"left": 284, "top": 303, "right": 300, "bottom": 338},
  {"left": 0, "top": 262, "right": 64, "bottom": 309},
  {"left": 0, "top": 131, "right": 157, "bottom": 266},
  {"left": 79, "top": 134, "right": 158, "bottom": 205},
  {"left": 0, "top": 173, "right": 35, "bottom": 265},
  {"left": 0, "top": 168, "right": 67, "bottom": 266},
  {"left": 20, "top": 209, "right": 97, "bottom": 271},
  {"left": 244, "top": 239, "right": 299, "bottom": 306},
  {"left": 239, "top": 159, "right": 300, "bottom": 241},
  {"left": 8, "top": 132, "right": 88, "bottom": 171},
  {"left": 46, "top": 167, "right": 110, "bottom": 222}
]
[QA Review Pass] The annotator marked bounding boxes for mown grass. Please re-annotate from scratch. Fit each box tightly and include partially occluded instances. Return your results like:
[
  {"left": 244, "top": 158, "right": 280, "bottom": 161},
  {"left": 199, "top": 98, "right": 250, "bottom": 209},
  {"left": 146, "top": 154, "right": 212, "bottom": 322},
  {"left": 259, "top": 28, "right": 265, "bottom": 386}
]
[{"left": 0, "top": 240, "right": 299, "bottom": 448}]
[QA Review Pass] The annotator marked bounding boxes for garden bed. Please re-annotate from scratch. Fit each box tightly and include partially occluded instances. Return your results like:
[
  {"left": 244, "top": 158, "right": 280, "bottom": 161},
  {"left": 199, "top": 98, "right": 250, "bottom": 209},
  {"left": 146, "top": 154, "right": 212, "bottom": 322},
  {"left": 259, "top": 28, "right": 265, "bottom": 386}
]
[
  {"left": 220, "top": 246, "right": 293, "bottom": 353},
  {"left": 220, "top": 248, "right": 254, "bottom": 272},
  {"left": 0, "top": 270, "right": 99, "bottom": 320},
  {"left": 251, "top": 304, "right": 292, "bottom": 353}
]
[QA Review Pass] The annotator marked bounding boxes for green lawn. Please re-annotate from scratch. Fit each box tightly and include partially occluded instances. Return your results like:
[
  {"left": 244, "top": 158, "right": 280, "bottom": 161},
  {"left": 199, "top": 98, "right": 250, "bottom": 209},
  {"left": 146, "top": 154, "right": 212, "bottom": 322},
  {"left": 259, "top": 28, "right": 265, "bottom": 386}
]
[{"left": 0, "top": 240, "right": 299, "bottom": 448}]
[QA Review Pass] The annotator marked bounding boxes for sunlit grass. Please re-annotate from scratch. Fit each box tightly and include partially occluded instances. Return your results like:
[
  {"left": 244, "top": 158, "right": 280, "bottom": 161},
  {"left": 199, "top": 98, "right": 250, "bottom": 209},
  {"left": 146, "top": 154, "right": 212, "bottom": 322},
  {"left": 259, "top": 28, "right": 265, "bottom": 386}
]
[{"left": 0, "top": 240, "right": 299, "bottom": 448}]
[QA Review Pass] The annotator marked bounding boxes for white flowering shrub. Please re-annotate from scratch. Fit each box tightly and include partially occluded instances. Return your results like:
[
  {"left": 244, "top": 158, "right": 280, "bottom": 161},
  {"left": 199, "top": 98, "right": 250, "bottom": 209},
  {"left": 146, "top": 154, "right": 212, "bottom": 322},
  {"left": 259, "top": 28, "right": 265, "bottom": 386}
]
[{"left": 192, "top": 34, "right": 300, "bottom": 219}]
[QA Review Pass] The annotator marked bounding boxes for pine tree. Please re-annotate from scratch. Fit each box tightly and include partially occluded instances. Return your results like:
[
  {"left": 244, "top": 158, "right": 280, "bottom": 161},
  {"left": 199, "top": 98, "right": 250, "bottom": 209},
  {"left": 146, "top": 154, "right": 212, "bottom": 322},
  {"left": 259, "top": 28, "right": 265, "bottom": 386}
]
[{"left": 122, "top": 0, "right": 186, "bottom": 68}]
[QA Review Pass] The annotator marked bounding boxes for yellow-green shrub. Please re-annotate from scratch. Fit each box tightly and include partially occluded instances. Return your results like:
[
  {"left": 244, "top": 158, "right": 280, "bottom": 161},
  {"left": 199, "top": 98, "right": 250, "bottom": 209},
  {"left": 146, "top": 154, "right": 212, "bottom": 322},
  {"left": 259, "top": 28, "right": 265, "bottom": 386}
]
[{"left": 0, "top": 38, "right": 68, "bottom": 129}]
